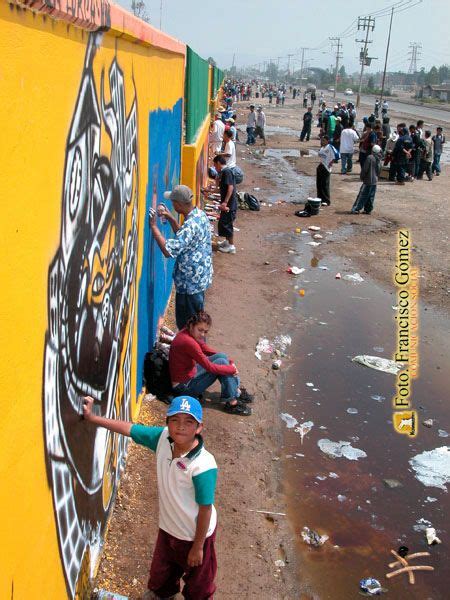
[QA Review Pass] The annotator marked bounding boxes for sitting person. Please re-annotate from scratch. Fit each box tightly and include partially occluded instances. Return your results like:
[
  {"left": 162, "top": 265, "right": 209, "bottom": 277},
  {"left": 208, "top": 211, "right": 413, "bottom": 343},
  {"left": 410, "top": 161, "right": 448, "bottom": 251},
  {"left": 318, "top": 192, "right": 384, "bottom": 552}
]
[{"left": 169, "top": 311, "right": 252, "bottom": 416}]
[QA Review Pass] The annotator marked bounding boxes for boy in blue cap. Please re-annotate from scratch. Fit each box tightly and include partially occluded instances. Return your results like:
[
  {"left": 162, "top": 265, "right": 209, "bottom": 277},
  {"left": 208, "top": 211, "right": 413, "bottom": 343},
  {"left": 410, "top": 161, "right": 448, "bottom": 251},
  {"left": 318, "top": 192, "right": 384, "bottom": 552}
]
[{"left": 83, "top": 395, "right": 218, "bottom": 600}]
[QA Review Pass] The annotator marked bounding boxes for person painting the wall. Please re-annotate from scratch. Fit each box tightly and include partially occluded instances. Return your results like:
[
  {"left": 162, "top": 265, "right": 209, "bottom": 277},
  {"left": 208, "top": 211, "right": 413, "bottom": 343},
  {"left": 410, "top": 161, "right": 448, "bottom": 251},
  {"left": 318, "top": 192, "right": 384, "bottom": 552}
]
[
  {"left": 169, "top": 311, "right": 253, "bottom": 416},
  {"left": 82, "top": 395, "right": 218, "bottom": 599},
  {"left": 149, "top": 185, "right": 212, "bottom": 330},
  {"left": 212, "top": 155, "right": 238, "bottom": 255}
]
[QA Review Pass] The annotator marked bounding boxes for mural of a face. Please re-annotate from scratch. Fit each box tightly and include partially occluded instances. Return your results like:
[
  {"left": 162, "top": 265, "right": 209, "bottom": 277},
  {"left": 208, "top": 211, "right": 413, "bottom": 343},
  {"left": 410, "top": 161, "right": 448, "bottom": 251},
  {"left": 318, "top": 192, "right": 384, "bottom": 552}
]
[{"left": 43, "top": 33, "right": 138, "bottom": 598}]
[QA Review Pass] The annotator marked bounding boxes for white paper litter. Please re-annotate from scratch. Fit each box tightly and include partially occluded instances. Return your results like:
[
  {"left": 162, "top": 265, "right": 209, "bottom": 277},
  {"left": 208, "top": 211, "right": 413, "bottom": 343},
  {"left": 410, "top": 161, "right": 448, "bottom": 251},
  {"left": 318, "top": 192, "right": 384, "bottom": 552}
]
[
  {"left": 347, "top": 408, "right": 359, "bottom": 414},
  {"left": 313, "top": 234, "right": 323, "bottom": 240},
  {"left": 438, "top": 430, "right": 449, "bottom": 438},
  {"left": 280, "top": 413, "right": 298, "bottom": 429},
  {"left": 308, "top": 225, "right": 321, "bottom": 231},
  {"left": 337, "top": 494, "right": 347, "bottom": 502},
  {"left": 352, "top": 355, "right": 404, "bottom": 375},
  {"left": 294, "top": 420, "right": 314, "bottom": 444},
  {"left": 301, "top": 526, "right": 329, "bottom": 547},
  {"left": 343, "top": 273, "right": 364, "bottom": 283},
  {"left": 255, "top": 337, "right": 272, "bottom": 360},
  {"left": 306, "top": 382, "right": 314, "bottom": 387},
  {"left": 288, "top": 266, "right": 305, "bottom": 275},
  {"left": 426, "top": 527, "right": 442, "bottom": 545},
  {"left": 318, "top": 439, "right": 367, "bottom": 460},
  {"left": 255, "top": 334, "right": 291, "bottom": 360},
  {"left": 329, "top": 472, "right": 339, "bottom": 479},
  {"left": 413, "top": 517, "right": 432, "bottom": 532},
  {"left": 409, "top": 446, "right": 450, "bottom": 490},
  {"left": 274, "top": 559, "right": 286, "bottom": 567},
  {"left": 307, "top": 241, "right": 321, "bottom": 247}
]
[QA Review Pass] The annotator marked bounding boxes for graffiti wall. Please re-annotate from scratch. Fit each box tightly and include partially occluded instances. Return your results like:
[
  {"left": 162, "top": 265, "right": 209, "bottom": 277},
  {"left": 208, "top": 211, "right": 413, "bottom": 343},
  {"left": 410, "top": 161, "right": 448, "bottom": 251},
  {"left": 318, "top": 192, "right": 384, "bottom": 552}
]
[
  {"left": 181, "top": 115, "right": 211, "bottom": 206},
  {"left": 0, "top": 2, "right": 184, "bottom": 598}
]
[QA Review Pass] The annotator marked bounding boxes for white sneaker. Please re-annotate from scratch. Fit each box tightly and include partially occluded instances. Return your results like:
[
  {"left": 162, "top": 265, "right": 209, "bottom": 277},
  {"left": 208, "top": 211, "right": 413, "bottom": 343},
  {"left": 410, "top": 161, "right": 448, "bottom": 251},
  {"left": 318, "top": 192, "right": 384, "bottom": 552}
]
[
  {"left": 218, "top": 244, "right": 236, "bottom": 254},
  {"left": 217, "top": 239, "right": 228, "bottom": 247}
]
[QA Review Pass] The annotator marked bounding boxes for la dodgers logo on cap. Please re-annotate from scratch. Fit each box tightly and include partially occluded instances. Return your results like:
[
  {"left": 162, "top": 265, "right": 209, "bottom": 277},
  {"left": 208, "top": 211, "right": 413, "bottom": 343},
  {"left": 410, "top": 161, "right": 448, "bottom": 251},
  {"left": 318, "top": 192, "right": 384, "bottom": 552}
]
[{"left": 166, "top": 395, "right": 203, "bottom": 423}]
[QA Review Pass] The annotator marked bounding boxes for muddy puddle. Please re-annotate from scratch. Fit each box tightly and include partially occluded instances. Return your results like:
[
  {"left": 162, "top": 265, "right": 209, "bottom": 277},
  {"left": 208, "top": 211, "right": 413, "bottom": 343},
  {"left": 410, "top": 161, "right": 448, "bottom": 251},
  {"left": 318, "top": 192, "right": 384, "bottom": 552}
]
[{"left": 273, "top": 229, "right": 450, "bottom": 599}]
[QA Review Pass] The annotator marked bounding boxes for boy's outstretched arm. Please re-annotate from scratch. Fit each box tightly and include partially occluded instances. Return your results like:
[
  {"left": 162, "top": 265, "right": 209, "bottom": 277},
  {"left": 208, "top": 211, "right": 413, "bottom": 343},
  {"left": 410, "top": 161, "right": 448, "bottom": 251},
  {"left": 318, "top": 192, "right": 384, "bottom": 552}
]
[{"left": 83, "top": 396, "right": 132, "bottom": 437}]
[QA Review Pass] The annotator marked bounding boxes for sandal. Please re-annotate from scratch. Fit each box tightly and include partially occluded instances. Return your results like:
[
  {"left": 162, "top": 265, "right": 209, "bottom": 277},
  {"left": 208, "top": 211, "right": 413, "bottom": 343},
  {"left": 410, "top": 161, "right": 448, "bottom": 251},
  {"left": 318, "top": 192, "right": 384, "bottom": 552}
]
[{"left": 224, "top": 401, "right": 252, "bottom": 416}]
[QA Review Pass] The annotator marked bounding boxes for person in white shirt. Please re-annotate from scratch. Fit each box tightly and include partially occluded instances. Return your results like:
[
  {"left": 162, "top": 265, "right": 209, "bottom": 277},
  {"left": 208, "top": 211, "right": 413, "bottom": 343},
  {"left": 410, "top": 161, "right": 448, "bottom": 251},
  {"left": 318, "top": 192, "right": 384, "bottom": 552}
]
[
  {"left": 339, "top": 125, "right": 360, "bottom": 174},
  {"left": 209, "top": 114, "right": 225, "bottom": 154},
  {"left": 246, "top": 105, "right": 257, "bottom": 145},
  {"left": 316, "top": 135, "right": 336, "bottom": 206},
  {"left": 217, "top": 130, "right": 236, "bottom": 168},
  {"left": 255, "top": 106, "right": 266, "bottom": 145}
]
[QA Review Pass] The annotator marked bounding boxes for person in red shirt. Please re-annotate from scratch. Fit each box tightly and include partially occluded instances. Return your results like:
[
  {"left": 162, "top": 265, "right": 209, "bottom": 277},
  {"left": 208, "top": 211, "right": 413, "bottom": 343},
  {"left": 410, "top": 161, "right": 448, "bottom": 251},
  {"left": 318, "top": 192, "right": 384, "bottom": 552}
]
[{"left": 169, "top": 311, "right": 252, "bottom": 416}]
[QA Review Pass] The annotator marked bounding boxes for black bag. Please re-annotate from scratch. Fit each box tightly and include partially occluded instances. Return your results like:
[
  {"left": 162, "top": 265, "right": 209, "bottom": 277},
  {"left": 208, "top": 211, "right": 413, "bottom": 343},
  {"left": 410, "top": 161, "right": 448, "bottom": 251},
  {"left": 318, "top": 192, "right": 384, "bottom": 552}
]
[
  {"left": 143, "top": 347, "right": 173, "bottom": 403},
  {"left": 231, "top": 166, "right": 244, "bottom": 185},
  {"left": 244, "top": 192, "right": 260, "bottom": 211}
]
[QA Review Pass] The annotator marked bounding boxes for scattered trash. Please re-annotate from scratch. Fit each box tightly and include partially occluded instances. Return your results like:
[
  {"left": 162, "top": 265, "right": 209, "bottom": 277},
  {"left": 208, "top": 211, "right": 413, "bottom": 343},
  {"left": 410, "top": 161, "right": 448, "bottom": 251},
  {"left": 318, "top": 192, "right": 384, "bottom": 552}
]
[
  {"left": 359, "top": 577, "right": 384, "bottom": 596},
  {"left": 307, "top": 241, "right": 321, "bottom": 247},
  {"left": 283, "top": 306, "right": 292, "bottom": 311},
  {"left": 425, "top": 527, "right": 442, "bottom": 546},
  {"left": 409, "top": 446, "right": 450, "bottom": 490},
  {"left": 298, "top": 289, "right": 305, "bottom": 296},
  {"left": 319, "top": 265, "right": 329, "bottom": 270},
  {"left": 294, "top": 421, "right": 314, "bottom": 444},
  {"left": 301, "top": 526, "right": 329, "bottom": 547},
  {"left": 371, "top": 394, "right": 386, "bottom": 402},
  {"left": 287, "top": 266, "right": 305, "bottom": 275},
  {"left": 438, "top": 429, "right": 449, "bottom": 438},
  {"left": 313, "top": 234, "right": 323, "bottom": 240},
  {"left": 272, "top": 359, "right": 282, "bottom": 370},
  {"left": 386, "top": 548, "right": 434, "bottom": 584},
  {"left": 274, "top": 559, "right": 286, "bottom": 567},
  {"left": 280, "top": 413, "right": 298, "bottom": 429},
  {"left": 383, "top": 479, "right": 403, "bottom": 489},
  {"left": 253, "top": 187, "right": 261, "bottom": 191},
  {"left": 318, "top": 439, "right": 367, "bottom": 461},
  {"left": 329, "top": 472, "right": 339, "bottom": 479},
  {"left": 308, "top": 225, "right": 321, "bottom": 231},
  {"left": 335, "top": 272, "right": 341, "bottom": 279},
  {"left": 352, "top": 355, "right": 404, "bottom": 375},
  {"left": 255, "top": 337, "right": 272, "bottom": 360},
  {"left": 255, "top": 335, "right": 291, "bottom": 360},
  {"left": 392, "top": 305, "right": 399, "bottom": 311},
  {"left": 295, "top": 228, "right": 302, "bottom": 233},
  {"left": 343, "top": 273, "right": 364, "bottom": 283},
  {"left": 425, "top": 497, "right": 437, "bottom": 503},
  {"left": 249, "top": 509, "right": 287, "bottom": 516},
  {"left": 306, "top": 382, "right": 314, "bottom": 387},
  {"left": 422, "top": 419, "right": 434, "bottom": 428},
  {"left": 347, "top": 408, "right": 358, "bottom": 415},
  {"left": 316, "top": 475, "right": 327, "bottom": 481},
  {"left": 337, "top": 494, "right": 347, "bottom": 502}
]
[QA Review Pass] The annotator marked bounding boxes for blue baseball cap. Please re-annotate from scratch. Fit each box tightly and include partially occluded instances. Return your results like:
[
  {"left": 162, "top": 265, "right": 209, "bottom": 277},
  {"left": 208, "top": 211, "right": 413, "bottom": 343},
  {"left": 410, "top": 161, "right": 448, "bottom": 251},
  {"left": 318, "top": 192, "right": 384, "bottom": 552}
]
[{"left": 167, "top": 396, "right": 203, "bottom": 423}]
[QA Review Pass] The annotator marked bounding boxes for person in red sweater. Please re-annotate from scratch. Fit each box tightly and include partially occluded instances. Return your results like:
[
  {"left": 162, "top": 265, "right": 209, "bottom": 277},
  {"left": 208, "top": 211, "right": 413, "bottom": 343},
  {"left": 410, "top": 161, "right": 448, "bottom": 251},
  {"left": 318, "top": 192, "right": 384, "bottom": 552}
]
[{"left": 169, "top": 311, "right": 252, "bottom": 416}]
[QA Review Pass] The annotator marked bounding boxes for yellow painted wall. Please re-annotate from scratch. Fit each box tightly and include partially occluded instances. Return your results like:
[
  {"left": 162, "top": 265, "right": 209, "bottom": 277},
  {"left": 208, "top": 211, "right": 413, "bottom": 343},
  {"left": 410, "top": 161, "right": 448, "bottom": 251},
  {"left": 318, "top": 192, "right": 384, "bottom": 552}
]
[
  {"left": 0, "top": 2, "right": 185, "bottom": 598},
  {"left": 181, "top": 115, "right": 211, "bottom": 206}
]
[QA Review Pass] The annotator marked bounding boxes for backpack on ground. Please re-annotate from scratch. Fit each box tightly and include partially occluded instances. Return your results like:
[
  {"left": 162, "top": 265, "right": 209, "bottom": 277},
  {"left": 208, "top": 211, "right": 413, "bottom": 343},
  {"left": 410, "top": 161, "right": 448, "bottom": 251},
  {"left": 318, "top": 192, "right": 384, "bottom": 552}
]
[
  {"left": 143, "top": 346, "right": 173, "bottom": 403},
  {"left": 244, "top": 192, "right": 260, "bottom": 211}
]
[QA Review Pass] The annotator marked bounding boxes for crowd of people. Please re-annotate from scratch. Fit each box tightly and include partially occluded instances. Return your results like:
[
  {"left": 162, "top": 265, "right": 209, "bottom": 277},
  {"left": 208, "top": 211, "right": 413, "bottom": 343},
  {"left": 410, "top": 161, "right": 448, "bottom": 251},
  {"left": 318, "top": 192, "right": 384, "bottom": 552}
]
[{"left": 80, "top": 79, "right": 445, "bottom": 600}]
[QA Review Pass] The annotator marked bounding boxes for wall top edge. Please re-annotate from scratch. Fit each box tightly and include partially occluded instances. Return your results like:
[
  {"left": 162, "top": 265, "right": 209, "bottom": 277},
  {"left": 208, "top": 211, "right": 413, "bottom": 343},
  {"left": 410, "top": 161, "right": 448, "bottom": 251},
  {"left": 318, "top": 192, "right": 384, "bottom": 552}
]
[{"left": 9, "top": 0, "right": 186, "bottom": 55}]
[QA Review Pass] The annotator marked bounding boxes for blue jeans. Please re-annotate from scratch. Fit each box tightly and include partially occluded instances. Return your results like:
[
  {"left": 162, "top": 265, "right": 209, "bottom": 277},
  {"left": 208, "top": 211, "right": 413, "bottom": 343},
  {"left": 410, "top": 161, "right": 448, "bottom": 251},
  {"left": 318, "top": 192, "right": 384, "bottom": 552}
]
[
  {"left": 175, "top": 291, "right": 205, "bottom": 330},
  {"left": 352, "top": 184, "right": 377, "bottom": 214},
  {"left": 246, "top": 126, "right": 255, "bottom": 145},
  {"left": 173, "top": 353, "right": 239, "bottom": 401},
  {"left": 432, "top": 153, "right": 441, "bottom": 174},
  {"left": 340, "top": 153, "right": 353, "bottom": 173}
]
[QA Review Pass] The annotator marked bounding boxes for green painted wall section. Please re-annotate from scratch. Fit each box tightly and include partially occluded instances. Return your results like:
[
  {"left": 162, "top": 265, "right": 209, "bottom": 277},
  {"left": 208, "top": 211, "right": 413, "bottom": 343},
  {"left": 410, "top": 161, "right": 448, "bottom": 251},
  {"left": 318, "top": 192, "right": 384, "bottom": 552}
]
[{"left": 185, "top": 46, "right": 210, "bottom": 144}]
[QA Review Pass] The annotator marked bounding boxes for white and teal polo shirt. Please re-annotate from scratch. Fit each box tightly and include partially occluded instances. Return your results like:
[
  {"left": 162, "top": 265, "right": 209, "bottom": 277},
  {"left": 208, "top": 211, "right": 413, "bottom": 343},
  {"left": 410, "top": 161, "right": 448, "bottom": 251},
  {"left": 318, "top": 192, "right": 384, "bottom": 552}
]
[{"left": 130, "top": 425, "right": 217, "bottom": 541}]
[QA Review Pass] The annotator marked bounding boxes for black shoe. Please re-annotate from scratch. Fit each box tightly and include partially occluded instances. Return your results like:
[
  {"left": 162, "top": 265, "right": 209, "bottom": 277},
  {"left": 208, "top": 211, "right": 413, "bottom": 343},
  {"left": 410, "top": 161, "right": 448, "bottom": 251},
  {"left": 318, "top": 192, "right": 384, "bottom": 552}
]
[
  {"left": 295, "top": 210, "right": 311, "bottom": 217},
  {"left": 224, "top": 401, "right": 252, "bottom": 416},
  {"left": 238, "top": 387, "right": 254, "bottom": 403}
]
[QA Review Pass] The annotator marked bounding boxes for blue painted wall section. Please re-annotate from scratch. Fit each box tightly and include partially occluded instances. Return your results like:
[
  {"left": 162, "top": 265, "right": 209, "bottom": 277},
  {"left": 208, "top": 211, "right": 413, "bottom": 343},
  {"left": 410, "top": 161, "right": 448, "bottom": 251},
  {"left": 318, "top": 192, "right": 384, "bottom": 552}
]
[{"left": 137, "top": 99, "right": 183, "bottom": 393}]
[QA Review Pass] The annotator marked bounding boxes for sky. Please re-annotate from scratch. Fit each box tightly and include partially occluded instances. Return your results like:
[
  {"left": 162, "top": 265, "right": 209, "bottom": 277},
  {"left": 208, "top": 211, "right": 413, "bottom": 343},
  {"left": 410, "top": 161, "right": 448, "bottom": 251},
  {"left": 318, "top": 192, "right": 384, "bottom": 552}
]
[{"left": 118, "top": 0, "right": 450, "bottom": 74}]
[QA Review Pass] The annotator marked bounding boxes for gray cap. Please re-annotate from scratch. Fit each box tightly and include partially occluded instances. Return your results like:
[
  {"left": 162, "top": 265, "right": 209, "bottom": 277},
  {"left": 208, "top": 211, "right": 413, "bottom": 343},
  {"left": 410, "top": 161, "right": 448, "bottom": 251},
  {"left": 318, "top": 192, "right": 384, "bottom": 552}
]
[
  {"left": 163, "top": 185, "right": 193, "bottom": 204},
  {"left": 372, "top": 144, "right": 382, "bottom": 154}
]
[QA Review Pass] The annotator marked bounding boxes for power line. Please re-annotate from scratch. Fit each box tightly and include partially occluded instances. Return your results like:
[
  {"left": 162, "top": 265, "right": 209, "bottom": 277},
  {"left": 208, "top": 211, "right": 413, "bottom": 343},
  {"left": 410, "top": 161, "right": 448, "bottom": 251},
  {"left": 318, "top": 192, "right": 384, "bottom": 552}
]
[
  {"left": 330, "top": 37, "right": 343, "bottom": 99},
  {"left": 356, "top": 15, "right": 376, "bottom": 108}
]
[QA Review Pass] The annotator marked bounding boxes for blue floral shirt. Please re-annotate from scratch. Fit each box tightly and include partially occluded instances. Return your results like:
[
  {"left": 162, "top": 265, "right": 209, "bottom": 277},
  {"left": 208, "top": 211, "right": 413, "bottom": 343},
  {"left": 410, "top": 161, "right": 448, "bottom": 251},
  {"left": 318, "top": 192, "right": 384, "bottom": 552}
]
[{"left": 165, "top": 207, "right": 213, "bottom": 294}]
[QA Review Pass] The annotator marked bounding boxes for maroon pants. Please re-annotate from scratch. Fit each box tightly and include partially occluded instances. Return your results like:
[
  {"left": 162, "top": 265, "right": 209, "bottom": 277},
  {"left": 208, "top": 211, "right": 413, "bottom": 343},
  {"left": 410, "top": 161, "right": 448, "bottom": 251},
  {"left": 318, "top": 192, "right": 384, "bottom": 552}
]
[{"left": 148, "top": 528, "right": 217, "bottom": 599}]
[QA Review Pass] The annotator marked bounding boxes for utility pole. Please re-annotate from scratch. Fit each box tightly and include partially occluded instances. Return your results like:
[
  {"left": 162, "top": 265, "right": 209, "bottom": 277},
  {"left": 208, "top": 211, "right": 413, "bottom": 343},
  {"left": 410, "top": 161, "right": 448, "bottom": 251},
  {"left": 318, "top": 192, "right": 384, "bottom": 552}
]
[
  {"left": 330, "top": 37, "right": 343, "bottom": 99},
  {"left": 380, "top": 6, "right": 394, "bottom": 102},
  {"left": 159, "top": 0, "right": 163, "bottom": 29},
  {"left": 356, "top": 15, "right": 376, "bottom": 108},
  {"left": 299, "top": 47, "right": 308, "bottom": 90},
  {"left": 287, "top": 54, "right": 294, "bottom": 77}
]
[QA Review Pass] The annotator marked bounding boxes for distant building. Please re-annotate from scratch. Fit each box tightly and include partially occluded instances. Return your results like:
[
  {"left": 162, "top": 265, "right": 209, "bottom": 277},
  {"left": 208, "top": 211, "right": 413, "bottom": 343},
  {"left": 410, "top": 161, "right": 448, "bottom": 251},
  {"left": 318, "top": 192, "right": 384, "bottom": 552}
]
[{"left": 421, "top": 84, "right": 450, "bottom": 102}]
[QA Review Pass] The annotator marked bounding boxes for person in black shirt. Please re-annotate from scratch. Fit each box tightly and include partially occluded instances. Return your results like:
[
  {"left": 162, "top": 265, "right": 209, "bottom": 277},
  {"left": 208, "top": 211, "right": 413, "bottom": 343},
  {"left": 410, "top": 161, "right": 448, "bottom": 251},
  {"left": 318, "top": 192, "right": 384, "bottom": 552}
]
[
  {"left": 300, "top": 107, "right": 313, "bottom": 141},
  {"left": 212, "top": 156, "right": 238, "bottom": 254}
]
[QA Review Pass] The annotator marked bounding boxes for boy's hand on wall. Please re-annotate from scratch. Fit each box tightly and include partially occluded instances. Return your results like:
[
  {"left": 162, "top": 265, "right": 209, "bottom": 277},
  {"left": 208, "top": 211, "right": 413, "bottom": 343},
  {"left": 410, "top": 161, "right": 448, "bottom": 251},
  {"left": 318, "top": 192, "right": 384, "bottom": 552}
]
[
  {"left": 187, "top": 545, "right": 204, "bottom": 567},
  {"left": 82, "top": 396, "right": 94, "bottom": 420}
]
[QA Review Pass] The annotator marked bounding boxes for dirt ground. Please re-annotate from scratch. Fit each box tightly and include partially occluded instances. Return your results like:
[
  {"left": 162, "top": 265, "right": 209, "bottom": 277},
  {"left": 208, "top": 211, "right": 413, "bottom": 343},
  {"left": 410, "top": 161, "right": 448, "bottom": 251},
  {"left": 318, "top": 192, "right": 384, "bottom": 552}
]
[{"left": 94, "top": 94, "right": 449, "bottom": 599}]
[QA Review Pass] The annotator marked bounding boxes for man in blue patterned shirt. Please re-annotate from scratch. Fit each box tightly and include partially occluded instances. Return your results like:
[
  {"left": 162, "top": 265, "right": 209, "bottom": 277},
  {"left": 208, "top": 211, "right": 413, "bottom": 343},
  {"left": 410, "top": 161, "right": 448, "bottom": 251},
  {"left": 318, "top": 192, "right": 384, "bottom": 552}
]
[{"left": 149, "top": 185, "right": 213, "bottom": 329}]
